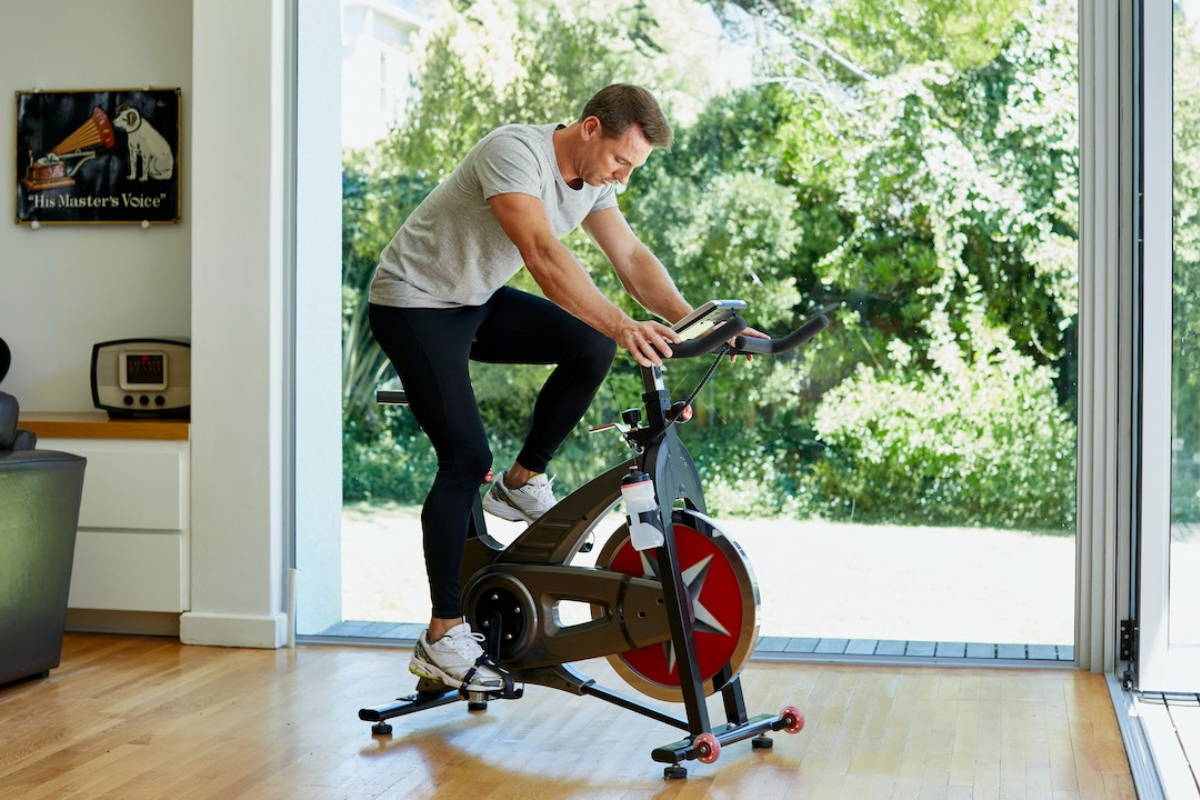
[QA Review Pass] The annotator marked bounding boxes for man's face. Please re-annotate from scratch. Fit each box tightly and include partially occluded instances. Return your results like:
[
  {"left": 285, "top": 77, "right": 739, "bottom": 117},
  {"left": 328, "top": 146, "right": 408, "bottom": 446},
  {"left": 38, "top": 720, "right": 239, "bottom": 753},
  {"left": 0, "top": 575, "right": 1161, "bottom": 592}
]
[{"left": 578, "top": 116, "right": 653, "bottom": 188}]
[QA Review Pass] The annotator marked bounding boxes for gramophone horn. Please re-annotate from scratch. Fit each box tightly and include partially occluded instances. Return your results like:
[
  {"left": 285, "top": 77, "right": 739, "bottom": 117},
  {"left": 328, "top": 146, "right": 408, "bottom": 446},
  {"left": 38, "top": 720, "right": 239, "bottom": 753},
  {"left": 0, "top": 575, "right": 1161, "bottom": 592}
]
[{"left": 52, "top": 106, "right": 116, "bottom": 156}]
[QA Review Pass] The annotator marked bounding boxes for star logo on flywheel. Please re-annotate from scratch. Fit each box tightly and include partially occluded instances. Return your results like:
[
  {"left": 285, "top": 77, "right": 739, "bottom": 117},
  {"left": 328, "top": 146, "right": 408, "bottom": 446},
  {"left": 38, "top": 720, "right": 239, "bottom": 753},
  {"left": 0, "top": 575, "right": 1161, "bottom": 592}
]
[{"left": 638, "top": 550, "right": 731, "bottom": 674}]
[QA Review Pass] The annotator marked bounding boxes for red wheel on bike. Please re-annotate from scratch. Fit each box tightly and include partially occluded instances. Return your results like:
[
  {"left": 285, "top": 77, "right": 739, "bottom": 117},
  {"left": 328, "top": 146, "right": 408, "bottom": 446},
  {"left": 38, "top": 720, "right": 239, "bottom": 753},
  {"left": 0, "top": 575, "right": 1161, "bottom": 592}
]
[
  {"left": 780, "top": 704, "right": 805, "bottom": 734},
  {"left": 693, "top": 732, "right": 721, "bottom": 764},
  {"left": 593, "top": 509, "right": 759, "bottom": 702}
]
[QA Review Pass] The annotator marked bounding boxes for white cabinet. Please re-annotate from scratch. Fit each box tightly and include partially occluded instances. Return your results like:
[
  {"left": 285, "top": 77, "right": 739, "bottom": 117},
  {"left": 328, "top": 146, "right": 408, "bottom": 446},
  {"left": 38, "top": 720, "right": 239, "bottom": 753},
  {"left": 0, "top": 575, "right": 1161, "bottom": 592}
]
[{"left": 39, "top": 438, "right": 190, "bottom": 613}]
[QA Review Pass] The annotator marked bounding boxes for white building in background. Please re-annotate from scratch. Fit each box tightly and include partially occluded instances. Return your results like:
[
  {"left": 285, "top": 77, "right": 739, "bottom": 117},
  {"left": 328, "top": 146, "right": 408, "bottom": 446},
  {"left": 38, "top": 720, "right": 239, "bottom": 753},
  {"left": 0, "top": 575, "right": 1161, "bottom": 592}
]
[{"left": 341, "top": 0, "right": 432, "bottom": 150}]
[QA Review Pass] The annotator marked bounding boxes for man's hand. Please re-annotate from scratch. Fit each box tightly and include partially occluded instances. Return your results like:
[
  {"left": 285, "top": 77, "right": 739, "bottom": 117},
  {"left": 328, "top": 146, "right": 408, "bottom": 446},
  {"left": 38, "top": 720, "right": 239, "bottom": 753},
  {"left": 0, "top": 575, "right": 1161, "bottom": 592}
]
[
  {"left": 617, "top": 319, "right": 683, "bottom": 368},
  {"left": 728, "top": 326, "right": 770, "bottom": 363}
]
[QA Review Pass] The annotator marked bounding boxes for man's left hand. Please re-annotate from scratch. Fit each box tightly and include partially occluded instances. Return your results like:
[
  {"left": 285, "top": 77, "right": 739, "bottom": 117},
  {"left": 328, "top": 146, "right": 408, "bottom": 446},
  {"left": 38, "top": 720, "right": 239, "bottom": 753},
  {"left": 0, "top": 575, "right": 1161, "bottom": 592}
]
[{"left": 727, "top": 327, "right": 769, "bottom": 363}]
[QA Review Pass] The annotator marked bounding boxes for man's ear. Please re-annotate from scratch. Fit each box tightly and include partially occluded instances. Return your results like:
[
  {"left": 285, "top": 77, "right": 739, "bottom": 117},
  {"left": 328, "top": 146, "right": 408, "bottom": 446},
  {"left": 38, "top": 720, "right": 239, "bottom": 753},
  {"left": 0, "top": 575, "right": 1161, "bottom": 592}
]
[{"left": 581, "top": 116, "right": 602, "bottom": 139}]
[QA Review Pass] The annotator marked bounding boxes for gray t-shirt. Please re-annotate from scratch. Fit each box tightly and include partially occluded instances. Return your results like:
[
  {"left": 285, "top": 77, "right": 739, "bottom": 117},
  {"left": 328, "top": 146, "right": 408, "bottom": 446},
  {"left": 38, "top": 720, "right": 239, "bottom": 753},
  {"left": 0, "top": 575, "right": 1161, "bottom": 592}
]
[{"left": 368, "top": 123, "right": 619, "bottom": 308}]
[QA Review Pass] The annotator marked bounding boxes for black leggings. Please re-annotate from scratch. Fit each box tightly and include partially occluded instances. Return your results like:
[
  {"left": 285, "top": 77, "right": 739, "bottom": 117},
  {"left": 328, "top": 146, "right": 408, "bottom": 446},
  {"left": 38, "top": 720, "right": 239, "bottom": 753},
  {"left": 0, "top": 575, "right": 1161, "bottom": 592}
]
[{"left": 368, "top": 287, "right": 617, "bottom": 618}]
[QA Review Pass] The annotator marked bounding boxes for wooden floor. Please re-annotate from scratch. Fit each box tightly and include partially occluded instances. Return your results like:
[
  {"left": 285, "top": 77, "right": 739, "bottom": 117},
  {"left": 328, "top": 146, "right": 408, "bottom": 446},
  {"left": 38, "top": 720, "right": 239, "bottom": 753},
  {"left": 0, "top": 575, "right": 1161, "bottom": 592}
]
[{"left": 0, "top": 634, "right": 1135, "bottom": 799}]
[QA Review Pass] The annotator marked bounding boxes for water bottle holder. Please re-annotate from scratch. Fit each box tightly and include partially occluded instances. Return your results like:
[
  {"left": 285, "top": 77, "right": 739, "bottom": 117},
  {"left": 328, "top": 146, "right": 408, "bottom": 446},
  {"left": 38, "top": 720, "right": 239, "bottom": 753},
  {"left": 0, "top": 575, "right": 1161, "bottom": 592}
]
[{"left": 629, "top": 510, "right": 665, "bottom": 551}]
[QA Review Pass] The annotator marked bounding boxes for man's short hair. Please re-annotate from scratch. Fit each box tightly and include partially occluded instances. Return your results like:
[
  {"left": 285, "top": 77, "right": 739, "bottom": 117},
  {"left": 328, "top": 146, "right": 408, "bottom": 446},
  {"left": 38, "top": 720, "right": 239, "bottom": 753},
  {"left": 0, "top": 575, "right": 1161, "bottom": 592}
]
[{"left": 580, "top": 84, "right": 673, "bottom": 148}]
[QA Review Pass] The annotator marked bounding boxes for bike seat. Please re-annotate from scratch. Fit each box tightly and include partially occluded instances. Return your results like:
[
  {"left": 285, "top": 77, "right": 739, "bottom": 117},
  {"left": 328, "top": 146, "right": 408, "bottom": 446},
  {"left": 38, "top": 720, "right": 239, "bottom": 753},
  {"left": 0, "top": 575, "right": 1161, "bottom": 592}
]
[{"left": 376, "top": 388, "right": 410, "bottom": 407}]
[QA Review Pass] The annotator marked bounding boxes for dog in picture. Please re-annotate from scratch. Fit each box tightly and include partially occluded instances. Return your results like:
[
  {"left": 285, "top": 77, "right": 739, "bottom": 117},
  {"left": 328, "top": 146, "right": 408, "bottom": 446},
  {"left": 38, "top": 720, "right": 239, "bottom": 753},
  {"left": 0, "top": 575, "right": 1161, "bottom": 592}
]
[{"left": 113, "top": 103, "right": 174, "bottom": 181}]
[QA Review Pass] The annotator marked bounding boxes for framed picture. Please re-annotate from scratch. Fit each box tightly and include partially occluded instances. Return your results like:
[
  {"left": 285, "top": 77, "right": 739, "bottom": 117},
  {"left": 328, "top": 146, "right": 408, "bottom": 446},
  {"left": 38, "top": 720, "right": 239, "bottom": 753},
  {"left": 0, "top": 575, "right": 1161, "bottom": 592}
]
[{"left": 15, "top": 87, "right": 181, "bottom": 225}]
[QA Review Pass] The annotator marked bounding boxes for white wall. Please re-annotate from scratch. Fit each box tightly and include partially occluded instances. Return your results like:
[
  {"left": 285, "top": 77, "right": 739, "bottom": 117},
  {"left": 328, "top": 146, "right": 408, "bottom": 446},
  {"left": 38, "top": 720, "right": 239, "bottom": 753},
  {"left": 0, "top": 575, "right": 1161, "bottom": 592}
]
[
  {"left": 181, "top": 0, "right": 288, "bottom": 648},
  {"left": 0, "top": 0, "right": 192, "bottom": 409},
  {"left": 0, "top": 0, "right": 321, "bottom": 648}
]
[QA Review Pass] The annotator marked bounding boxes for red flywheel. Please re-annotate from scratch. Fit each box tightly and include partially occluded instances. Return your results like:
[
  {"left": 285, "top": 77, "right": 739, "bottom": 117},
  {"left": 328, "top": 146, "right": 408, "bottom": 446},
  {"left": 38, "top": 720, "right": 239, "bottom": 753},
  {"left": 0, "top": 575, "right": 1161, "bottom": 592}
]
[{"left": 592, "top": 510, "right": 760, "bottom": 702}]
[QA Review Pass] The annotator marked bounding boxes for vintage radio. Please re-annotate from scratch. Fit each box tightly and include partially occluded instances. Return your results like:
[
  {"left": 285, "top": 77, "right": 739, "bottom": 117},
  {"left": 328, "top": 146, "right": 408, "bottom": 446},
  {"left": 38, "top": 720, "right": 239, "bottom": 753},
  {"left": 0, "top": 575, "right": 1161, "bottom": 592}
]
[{"left": 91, "top": 338, "right": 190, "bottom": 419}]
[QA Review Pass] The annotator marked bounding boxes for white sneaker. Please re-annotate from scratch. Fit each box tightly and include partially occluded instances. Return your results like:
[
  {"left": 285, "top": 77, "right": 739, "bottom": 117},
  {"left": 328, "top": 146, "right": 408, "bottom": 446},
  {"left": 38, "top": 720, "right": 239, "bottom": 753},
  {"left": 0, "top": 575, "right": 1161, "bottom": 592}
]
[
  {"left": 483, "top": 473, "right": 557, "bottom": 523},
  {"left": 408, "top": 623, "right": 509, "bottom": 693}
]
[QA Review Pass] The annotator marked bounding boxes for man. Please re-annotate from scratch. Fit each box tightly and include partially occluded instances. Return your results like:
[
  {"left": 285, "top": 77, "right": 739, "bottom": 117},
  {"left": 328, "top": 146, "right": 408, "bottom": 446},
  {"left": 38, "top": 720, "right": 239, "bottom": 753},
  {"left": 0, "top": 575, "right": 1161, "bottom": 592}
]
[{"left": 368, "top": 83, "right": 763, "bottom": 693}]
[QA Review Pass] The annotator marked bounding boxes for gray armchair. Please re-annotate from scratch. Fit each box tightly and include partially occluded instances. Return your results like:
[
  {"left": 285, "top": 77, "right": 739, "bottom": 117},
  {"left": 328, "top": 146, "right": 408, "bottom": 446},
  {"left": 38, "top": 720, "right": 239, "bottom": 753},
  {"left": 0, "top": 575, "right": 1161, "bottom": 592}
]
[{"left": 0, "top": 390, "right": 87, "bottom": 686}]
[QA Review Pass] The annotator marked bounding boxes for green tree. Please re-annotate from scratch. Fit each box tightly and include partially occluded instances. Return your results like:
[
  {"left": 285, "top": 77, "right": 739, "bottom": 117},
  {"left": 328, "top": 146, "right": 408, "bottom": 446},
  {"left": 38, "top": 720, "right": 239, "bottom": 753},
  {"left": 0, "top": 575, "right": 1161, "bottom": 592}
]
[
  {"left": 343, "top": 0, "right": 1081, "bottom": 531},
  {"left": 1171, "top": 12, "right": 1200, "bottom": 522}
]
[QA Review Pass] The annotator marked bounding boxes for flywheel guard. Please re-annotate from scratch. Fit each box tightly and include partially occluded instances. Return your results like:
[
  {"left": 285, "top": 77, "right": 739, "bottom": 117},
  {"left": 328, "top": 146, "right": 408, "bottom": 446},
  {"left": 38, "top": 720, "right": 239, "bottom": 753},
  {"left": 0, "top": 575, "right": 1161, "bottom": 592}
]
[{"left": 591, "top": 509, "right": 760, "bottom": 701}]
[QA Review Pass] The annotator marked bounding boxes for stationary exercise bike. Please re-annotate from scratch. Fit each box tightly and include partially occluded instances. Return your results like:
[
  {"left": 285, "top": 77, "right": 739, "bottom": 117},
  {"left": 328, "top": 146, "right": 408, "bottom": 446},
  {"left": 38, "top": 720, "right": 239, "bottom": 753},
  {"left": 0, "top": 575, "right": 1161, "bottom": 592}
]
[{"left": 359, "top": 299, "right": 831, "bottom": 779}]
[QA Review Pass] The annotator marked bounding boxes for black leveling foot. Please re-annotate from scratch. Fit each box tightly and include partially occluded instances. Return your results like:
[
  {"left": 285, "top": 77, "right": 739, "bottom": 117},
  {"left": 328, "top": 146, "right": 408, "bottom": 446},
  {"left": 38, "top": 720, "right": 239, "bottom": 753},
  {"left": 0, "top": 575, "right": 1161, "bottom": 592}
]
[
  {"left": 663, "top": 764, "right": 688, "bottom": 780},
  {"left": 371, "top": 722, "right": 392, "bottom": 736},
  {"left": 751, "top": 734, "right": 774, "bottom": 749}
]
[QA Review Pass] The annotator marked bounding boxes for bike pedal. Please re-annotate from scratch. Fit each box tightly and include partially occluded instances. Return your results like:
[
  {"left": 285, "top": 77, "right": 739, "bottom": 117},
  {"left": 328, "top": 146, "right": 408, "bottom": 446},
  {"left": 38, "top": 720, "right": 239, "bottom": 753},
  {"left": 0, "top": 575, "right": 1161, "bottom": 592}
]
[{"left": 457, "top": 684, "right": 524, "bottom": 701}]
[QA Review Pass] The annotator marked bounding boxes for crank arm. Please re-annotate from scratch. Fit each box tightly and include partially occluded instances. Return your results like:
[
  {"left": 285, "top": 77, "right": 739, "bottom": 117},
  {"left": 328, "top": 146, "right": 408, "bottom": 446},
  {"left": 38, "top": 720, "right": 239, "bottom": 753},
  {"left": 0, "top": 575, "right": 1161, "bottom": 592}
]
[{"left": 469, "top": 563, "right": 670, "bottom": 670}]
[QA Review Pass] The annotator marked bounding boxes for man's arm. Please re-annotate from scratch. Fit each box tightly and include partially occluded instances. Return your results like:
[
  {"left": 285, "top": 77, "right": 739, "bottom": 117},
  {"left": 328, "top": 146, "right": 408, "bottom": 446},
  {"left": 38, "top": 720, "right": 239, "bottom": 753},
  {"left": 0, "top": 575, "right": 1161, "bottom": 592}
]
[
  {"left": 581, "top": 206, "right": 692, "bottom": 325},
  {"left": 487, "top": 193, "right": 680, "bottom": 367},
  {"left": 583, "top": 206, "right": 769, "bottom": 361}
]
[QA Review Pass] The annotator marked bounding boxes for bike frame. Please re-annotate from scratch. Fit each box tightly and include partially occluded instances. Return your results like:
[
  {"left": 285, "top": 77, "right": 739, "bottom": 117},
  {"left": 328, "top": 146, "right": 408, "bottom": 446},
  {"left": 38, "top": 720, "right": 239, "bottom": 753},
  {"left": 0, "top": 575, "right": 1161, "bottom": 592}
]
[
  {"left": 360, "top": 300, "right": 834, "bottom": 773},
  {"left": 454, "top": 361, "right": 774, "bottom": 759}
]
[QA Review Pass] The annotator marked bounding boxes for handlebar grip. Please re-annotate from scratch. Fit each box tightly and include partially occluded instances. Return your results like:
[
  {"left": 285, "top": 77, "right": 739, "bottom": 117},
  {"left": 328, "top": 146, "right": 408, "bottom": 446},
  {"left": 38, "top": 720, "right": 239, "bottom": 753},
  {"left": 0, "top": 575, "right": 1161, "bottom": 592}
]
[
  {"left": 731, "top": 307, "right": 834, "bottom": 355},
  {"left": 668, "top": 314, "right": 747, "bottom": 359},
  {"left": 730, "top": 335, "right": 774, "bottom": 355}
]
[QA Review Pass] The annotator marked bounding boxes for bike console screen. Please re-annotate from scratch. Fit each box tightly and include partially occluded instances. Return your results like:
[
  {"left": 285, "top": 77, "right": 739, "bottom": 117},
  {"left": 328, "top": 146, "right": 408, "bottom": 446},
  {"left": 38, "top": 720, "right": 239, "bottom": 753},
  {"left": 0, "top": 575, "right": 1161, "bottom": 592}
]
[{"left": 672, "top": 299, "right": 746, "bottom": 341}]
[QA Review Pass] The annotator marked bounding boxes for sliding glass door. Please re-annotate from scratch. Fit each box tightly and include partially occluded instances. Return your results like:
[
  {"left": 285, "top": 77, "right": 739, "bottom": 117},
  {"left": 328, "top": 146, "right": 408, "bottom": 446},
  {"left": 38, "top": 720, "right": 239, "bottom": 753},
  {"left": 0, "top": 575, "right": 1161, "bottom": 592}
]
[{"left": 1137, "top": 0, "right": 1200, "bottom": 691}]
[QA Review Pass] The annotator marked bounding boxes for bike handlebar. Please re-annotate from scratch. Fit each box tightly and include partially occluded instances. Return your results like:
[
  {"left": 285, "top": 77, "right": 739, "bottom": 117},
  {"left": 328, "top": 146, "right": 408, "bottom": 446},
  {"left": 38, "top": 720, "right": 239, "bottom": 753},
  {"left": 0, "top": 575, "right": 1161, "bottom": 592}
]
[
  {"left": 667, "top": 314, "right": 749, "bottom": 359},
  {"left": 666, "top": 304, "right": 836, "bottom": 360},
  {"left": 731, "top": 305, "right": 834, "bottom": 355}
]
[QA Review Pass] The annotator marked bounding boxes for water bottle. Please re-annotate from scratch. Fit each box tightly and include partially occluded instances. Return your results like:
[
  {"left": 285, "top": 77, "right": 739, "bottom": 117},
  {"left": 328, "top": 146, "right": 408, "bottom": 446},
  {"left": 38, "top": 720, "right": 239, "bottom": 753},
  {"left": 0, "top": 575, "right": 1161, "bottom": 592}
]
[{"left": 621, "top": 468, "right": 664, "bottom": 551}]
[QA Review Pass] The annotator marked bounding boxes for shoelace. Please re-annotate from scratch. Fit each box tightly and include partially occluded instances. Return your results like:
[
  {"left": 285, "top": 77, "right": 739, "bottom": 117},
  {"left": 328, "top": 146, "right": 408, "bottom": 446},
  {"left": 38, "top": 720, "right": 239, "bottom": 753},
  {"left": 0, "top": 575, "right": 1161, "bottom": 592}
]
[
  {"left": 447, "top": 629, "right": 488, "bottom": 661},
  {"left": 520, "top": 475, "right": 556, "bottom": 506}
]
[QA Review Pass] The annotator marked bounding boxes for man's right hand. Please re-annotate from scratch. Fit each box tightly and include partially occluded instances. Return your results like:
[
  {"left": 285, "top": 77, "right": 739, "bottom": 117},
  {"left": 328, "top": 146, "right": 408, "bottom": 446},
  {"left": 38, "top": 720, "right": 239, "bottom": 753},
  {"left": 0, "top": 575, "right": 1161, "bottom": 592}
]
[{"left": 616, "top": 320, "right": 683, "bottom": 368}]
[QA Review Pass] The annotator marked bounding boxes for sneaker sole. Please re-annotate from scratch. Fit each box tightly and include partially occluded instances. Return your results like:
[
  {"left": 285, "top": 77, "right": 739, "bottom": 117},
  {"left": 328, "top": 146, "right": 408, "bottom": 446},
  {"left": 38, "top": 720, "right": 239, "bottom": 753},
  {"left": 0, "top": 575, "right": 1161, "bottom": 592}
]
[
  {"left": 408, "top": 655, "right": 502, "bottom": 693},
  {"left": 482, "top": 484, "right": 535, "bottom": 523}
]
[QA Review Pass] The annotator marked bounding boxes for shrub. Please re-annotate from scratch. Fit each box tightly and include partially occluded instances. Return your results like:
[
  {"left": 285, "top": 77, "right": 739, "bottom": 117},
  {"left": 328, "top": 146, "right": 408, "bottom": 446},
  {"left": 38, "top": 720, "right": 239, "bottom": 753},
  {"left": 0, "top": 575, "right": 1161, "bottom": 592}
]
[{"left": 806, "top": 311, "right": 1076, "bottom": 532}]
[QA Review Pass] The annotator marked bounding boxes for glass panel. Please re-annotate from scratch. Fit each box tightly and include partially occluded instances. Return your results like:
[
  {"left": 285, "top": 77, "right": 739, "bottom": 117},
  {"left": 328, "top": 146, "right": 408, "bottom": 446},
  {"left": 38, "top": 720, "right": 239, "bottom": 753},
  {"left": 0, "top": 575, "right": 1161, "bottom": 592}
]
[
  {"left": 1170, "top": 0, "right": 1200, "bottom": 646},
  {"left": 335, "top": 0, "right": 1078, "bottom": 649}
]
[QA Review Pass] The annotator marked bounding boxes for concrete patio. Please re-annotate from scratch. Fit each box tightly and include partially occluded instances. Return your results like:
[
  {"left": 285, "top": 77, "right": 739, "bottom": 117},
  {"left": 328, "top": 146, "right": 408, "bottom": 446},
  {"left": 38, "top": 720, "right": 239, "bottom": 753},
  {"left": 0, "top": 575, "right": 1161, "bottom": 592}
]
[{"left": 336, "top": 504, "right": 1080, "bottom": 647}]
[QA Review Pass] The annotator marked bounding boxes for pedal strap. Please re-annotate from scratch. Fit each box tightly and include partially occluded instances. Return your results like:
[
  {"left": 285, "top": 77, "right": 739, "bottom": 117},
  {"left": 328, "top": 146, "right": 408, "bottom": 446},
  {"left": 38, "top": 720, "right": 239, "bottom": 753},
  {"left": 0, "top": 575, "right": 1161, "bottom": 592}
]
[{"left": 458, "top": 652, "right": 516, "bottom": 697}]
